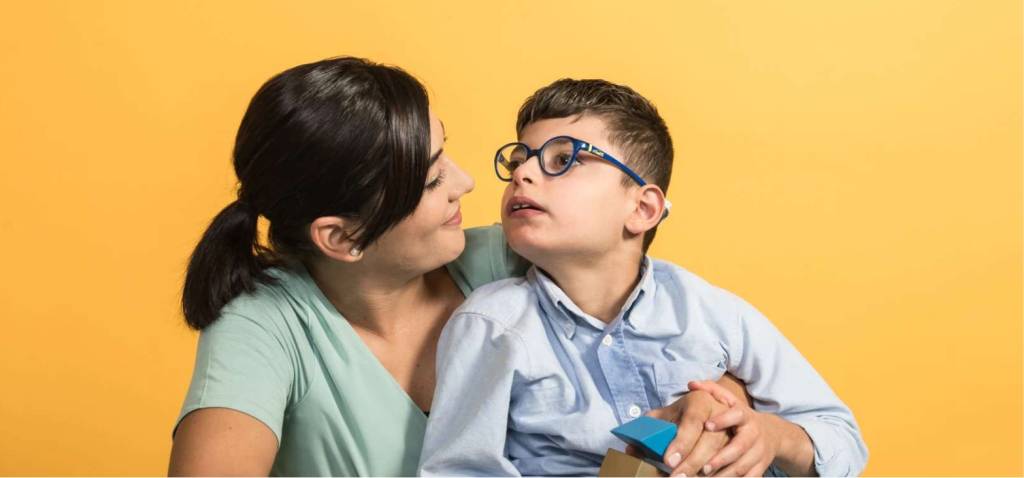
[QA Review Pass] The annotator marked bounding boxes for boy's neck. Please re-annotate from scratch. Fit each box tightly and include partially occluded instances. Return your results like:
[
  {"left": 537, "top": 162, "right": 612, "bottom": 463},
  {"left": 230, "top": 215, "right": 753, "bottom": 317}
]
[{"left": 535, "top": 248, "right": 645, "bottom": 324}]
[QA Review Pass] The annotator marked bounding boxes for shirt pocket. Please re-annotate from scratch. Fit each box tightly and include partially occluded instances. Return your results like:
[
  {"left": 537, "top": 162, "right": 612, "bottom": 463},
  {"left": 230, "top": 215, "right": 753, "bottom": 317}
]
[
  {"left": 652, "top": 360, "right": 726, "bottom": 408},
  {"left": 510, "top": 378, "right": 576, "bottom": 436},
  {"left": 512, "top": 377, "right": 572, "bottom": 415}
]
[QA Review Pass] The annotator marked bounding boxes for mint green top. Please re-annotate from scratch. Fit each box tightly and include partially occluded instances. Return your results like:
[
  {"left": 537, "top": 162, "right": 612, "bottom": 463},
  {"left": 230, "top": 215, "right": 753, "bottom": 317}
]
[{"left": 174, "top": 225, "right": 527, "bottom": 476}]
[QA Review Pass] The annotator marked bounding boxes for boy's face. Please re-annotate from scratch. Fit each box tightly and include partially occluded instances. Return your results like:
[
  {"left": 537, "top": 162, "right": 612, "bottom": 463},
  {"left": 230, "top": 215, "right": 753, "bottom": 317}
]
[{"left": 501, "top": 114, "right": 637, "bottom": 265}]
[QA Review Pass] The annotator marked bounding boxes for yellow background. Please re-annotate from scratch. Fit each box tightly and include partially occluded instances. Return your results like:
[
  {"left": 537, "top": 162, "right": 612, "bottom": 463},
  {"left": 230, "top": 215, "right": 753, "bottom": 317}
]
[{"left": 1, "top": 1, "right": 1020, "bottom": 475}]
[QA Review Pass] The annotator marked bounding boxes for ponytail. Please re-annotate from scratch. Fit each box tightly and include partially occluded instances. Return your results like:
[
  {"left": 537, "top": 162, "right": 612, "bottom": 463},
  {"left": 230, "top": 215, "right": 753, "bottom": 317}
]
[{"left": 182, "top": 200, "right": 273, "bottom": 330}]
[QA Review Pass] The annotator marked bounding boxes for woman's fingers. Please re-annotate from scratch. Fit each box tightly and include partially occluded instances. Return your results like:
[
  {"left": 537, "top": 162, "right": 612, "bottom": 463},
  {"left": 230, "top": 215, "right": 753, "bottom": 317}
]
[
  {"left": 705, "top": 406, "right": 747, "bottom": 431},
  {"left": 688, "top": 381, "right": 738, "bottom": 407},
  {"left": 702, "top": 425, "right": 758, "bottom": 474},
  {"left": 673, "top": 430, "right": 728, "bottom": 477},
  {"left": 710, "top": 443, "right": 763, "bottom": 477},
  {"left": 743, "top": 459, "right": 771, "bottom": 478}
]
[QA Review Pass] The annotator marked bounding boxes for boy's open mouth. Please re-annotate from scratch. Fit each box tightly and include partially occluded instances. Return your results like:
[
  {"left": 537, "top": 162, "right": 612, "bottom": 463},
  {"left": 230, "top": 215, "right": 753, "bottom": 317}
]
[{"left": 507, "top": 196, "right": 545, "bottom": 216}]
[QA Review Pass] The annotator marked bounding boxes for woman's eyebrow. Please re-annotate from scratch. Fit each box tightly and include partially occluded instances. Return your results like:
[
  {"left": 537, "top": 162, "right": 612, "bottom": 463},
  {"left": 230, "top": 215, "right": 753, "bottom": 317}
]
[{"left": 429, "top": 120, "right": 447, "bottom": 163}]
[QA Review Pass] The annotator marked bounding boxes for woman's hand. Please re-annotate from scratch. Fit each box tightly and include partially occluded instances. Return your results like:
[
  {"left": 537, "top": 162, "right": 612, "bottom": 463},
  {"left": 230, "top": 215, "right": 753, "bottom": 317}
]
[
  {"left": 687, "top": 380, "right": 783, "bottom": 477},
  {"left": 631, "top": 373, "right": 750, "bottom": 477}
]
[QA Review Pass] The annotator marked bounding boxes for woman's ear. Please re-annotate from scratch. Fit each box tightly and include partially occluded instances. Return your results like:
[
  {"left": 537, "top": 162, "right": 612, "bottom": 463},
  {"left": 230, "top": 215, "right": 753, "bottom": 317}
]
[
  {"left": 625, "top": 185, "right": 667, "bottom": 236},
  {"left": 309, "top": 216, "right": 365, "bottom": 262}
]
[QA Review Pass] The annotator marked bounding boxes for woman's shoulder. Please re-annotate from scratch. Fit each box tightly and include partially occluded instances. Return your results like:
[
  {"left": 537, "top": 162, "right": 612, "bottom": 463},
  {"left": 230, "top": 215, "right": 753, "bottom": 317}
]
[
  {"left": 448, "top": 225, "right": 529, "bottom": 294},
  {"left": 210, "top": 265, "right": 321, "bottom": 337}
]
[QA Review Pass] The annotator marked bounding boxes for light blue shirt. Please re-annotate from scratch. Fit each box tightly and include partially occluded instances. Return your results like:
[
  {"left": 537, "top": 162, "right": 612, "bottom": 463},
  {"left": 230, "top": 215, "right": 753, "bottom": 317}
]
[{"left": 419, "top": 258, "right": 867, "bottom": 477}]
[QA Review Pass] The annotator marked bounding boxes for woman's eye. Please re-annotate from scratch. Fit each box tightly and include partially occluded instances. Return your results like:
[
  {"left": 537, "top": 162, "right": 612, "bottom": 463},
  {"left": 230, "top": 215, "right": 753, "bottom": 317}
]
[{"left": 426, "top": 170, "right": 445, "bottom": 190}]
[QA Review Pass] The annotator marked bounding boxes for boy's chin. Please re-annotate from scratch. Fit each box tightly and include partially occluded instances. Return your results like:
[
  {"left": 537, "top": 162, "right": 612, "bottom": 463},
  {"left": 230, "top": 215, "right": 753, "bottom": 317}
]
[
  {"left": 504, "top": 229, "right": 548, "bottom": 263},
  {"left": 506, "top": 232, "right": 575, "bottom": 270}
]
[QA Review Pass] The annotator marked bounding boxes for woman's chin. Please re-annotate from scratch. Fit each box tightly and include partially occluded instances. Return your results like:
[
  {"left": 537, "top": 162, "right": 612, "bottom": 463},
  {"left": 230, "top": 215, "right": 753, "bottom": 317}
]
[{"left": 440, "top": 229, "right": 467, "bottom": 260}]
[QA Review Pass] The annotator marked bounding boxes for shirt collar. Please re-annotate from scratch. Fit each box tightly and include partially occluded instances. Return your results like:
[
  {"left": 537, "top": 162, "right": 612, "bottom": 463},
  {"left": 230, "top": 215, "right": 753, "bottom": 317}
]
[{"left": 528, "top": 257, "right": 665, "bottom": 339}]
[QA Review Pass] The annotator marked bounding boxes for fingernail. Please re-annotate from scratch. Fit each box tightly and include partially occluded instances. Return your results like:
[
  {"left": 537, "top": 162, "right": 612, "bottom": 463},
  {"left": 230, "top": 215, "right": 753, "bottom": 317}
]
[
  {"left": 666, "top": 452, "right": 681, "bottom": 467},
  {"left": 705, "top": 421, "right": 716, "bottom": 431},
  {"left": 703, "top": 464, "right": 712, "bottom": 475}
]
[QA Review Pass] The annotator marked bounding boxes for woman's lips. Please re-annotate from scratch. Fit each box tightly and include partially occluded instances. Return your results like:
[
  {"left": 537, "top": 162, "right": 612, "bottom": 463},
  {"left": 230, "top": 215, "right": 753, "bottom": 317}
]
[{"left": 443, "top": 207, "right": 462, "bottom": 226}]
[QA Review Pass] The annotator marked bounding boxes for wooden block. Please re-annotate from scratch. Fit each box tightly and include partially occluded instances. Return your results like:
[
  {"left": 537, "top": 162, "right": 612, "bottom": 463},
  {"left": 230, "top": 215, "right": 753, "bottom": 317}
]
[{"left": 599, "top": 448, "right": 664, "bottom": 477}]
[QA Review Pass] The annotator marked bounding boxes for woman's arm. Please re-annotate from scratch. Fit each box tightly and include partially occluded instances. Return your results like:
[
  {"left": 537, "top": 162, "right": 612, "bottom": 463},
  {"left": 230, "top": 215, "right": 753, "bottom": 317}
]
[{"left": 168, "top": 408, "right": 278, "bottom": 476}]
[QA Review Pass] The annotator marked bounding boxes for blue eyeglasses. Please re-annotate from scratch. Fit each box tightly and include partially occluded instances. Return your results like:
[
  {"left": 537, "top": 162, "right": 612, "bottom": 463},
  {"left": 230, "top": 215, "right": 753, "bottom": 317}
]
[{"left": 494, "top": 136, "right": 647, "bottom": 185}]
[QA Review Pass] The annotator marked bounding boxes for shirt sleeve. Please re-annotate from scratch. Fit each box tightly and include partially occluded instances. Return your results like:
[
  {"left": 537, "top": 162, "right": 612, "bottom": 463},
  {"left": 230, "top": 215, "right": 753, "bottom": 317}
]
[
  {"left": 174, "top": 311, "right": 294, "bottom": 443},
  {"left": 724, "top": 299, "right": 869, "bottom": 477},
  {"left": 418, "top": 312, "right": 525, "bottom": 477}
]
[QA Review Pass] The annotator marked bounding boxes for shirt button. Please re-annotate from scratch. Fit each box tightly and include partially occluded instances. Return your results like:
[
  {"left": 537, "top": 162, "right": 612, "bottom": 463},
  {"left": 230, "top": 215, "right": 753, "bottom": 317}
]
[
  {"left": 602, "top": 335, "right": 613, "bottom": 346},
  {"left": 628, "top": 405, "right": 642, "bottom": 418}
]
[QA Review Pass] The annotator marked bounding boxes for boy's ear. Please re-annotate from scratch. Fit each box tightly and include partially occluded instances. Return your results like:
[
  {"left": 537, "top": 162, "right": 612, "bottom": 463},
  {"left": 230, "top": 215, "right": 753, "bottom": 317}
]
[
  {"left": 625, "top": 185, "right": 667, "bottom": 236},
  {"left": 309, "top": 216, "right": 365, "bottom": 263}
]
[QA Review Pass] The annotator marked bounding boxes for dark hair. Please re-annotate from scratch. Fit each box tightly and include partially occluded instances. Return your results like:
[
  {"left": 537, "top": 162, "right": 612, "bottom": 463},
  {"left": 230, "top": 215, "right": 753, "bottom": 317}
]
[
  {"left": 516, "top": 79, "right": 673, "bottom": 252},
  {"left": 182, "top": 56, "right": 431, "bottom": 330}
]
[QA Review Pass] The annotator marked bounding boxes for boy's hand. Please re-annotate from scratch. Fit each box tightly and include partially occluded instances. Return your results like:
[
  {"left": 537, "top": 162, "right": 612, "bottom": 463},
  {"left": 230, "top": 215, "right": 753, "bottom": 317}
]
[
  {"left": 687, "top": 380, "right": 781, "bottom": 477},
  {"left": 631, "top": 386, "right": 732, "bottom": 476}
]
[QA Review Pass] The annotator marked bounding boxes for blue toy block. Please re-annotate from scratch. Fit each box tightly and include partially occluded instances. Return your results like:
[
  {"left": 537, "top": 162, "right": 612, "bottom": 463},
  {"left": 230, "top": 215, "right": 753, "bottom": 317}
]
[{"left": 611, "top": 416, "right": 678, "bottom": 462}]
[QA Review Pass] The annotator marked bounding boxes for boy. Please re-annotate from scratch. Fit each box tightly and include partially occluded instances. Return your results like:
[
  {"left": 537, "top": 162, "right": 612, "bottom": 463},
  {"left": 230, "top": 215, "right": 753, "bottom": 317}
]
[{"left": 419, "top": 79, "right": 867, "bottom": 476}]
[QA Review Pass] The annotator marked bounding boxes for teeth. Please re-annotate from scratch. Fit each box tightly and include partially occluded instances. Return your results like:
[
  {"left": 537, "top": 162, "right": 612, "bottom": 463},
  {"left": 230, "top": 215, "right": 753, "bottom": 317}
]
[{"left": 512, "top": 203, "right": 532, "bottom": 211}]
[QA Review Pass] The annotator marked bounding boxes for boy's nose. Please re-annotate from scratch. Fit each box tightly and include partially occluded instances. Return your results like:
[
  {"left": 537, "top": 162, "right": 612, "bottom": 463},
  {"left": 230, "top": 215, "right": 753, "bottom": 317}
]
[{"left": 511, "top": 156, "right": 540, "bottom": 185}]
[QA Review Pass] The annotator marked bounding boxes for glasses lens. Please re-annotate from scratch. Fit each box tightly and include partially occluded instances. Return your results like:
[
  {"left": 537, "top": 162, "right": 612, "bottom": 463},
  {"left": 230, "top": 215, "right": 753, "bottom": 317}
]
[
  {"left": 540, "top": 137, "right": 576, "bottom": 175},
  {"left": 497, "top": 143, "right": 529, "bottom": 180}
]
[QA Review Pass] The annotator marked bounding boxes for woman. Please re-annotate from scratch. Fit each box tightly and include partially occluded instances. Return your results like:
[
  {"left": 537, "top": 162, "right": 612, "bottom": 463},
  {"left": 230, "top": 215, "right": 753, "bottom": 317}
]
[{"left": 168, "top": 57, "right": 748, "bottom": 476}]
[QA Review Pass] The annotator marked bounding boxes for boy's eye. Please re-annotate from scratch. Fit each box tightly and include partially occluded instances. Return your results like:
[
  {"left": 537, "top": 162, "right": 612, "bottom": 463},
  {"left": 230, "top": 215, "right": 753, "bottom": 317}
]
[{"left": 554, "top": 153, "right": 573, "bottom": 168}]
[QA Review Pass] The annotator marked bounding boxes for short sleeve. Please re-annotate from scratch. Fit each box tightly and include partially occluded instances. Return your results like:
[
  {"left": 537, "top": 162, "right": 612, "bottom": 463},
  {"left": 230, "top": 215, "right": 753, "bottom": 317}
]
[
  {"left": 174, "top": 311, "right": 295, "bottom": 443},
  {"left": 447, "top": 225, "right": 530, "bottom": 295}
]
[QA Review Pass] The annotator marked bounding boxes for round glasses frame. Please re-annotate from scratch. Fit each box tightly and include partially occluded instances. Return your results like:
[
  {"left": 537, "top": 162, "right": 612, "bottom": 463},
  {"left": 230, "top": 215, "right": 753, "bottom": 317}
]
[{"left": 493, "top": 135, "right": 647, "bottom": 186}]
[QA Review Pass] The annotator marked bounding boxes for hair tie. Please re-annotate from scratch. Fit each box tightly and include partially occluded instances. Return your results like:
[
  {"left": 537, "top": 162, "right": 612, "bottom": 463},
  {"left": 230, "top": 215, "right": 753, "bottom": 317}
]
[{"left": 235, "top": 198, "right": 259, "bottom": 217}]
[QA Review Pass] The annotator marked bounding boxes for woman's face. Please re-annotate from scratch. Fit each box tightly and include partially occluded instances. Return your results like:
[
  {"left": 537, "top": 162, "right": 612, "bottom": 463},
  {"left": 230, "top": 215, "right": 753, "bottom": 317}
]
[{"left": 363, "top": 110, "right": 475, "bottom": 273}]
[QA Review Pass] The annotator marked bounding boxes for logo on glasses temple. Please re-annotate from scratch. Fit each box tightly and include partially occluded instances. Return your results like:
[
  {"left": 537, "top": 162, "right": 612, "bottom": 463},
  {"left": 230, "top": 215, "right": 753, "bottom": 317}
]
[{"left": 582, "top": 143, "right": 606, "bottom": 158}]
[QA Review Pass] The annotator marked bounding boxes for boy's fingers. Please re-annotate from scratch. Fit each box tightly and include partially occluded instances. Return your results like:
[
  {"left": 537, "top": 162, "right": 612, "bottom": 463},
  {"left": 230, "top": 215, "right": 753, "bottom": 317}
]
[
  {"left": 645, "top": 403, "right": 681, "bottom": 423},
  {"left": 666, "top": 401, "right": 712, "bottom": 465},
  {"left": 706, "top": 407, "right": 746, "bottom": 431},
  {"left": 674, "top": 431, "right": 727, "bottom": 477},
  {"left": 663, "top": 417, "right": 703, "bottom": 469}
]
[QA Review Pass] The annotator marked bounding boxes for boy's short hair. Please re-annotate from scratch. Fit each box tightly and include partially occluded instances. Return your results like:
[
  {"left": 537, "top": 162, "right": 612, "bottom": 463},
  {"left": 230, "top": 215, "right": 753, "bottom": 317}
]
[{"left": 516, "top": 78, "right": 674, "bottom": 252}]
